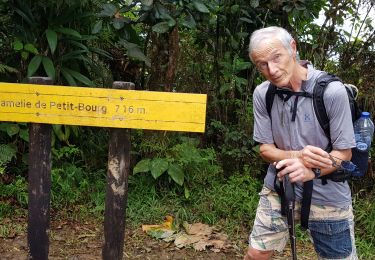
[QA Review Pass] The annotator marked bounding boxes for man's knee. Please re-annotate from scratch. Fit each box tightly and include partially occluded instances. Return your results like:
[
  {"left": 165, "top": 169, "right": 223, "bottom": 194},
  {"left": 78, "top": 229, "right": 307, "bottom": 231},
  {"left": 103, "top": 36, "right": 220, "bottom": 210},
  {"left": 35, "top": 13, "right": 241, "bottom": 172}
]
[{"left": 243, "top": 246, "right": 273, "bottom": 260}]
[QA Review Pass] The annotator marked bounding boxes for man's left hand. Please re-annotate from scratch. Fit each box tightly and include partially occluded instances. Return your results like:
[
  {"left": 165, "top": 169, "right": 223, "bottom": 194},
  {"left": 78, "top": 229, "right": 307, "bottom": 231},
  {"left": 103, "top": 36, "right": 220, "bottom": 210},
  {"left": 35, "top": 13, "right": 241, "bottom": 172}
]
[{"left": 275, "top": 158, "right": 315, "bottom": 183}]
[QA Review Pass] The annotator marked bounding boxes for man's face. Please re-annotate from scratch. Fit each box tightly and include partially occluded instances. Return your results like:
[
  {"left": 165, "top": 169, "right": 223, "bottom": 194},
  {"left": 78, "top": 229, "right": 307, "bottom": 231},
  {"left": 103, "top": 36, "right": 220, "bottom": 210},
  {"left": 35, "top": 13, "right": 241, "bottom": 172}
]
[{"left": 250, "top": 38, "right": 296, "bottom": 87}]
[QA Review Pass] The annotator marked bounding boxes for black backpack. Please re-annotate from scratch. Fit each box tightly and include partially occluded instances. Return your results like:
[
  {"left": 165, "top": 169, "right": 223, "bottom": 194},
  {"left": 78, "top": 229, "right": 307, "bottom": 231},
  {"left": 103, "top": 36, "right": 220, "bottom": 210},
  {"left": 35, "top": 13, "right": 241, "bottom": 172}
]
[
  {"left": 266, "top": 72, "right": 364, "bottom": 230},
  {"left": 265, "top": 72, "right": 364, "bottom": 182}
]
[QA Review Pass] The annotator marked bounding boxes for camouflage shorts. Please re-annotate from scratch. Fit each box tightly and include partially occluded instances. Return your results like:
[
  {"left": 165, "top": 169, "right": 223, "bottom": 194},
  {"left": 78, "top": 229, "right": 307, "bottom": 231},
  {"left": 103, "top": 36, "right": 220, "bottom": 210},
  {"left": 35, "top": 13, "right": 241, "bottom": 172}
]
[{"left": 249, "top": 186, "right": 358, "bottom": 260}]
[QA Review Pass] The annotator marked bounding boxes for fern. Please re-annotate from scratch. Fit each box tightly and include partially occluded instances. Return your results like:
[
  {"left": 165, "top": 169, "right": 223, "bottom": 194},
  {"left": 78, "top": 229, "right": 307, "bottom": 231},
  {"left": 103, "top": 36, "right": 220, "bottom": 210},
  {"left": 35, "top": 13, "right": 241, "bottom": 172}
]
[
  {"left": 0, "top": 63, "right": 18, "bottom": 74},
  {"left": 0, "top": 144, "right": 17, "bottom": 166}
]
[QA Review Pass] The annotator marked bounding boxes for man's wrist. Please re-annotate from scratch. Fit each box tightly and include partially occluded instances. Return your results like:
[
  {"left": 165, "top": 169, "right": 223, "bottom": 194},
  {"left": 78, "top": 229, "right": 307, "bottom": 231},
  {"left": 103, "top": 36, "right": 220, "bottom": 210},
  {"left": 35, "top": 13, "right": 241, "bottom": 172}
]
[
  {"left": 289, "top": 150, "right": 302, "bottom": 159},
  {"left": 312, "top": 168, "right": 321, "bottom": 179}
]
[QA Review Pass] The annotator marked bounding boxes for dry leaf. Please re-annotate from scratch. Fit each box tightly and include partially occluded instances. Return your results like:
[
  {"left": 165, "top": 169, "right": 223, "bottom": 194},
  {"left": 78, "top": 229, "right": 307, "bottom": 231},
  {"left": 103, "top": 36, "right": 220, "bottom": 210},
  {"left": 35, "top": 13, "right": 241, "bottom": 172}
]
[
  {"left": 142, "top": 216, "right": 176, "bottom": 240},
  {"left": 174, "top": 233, "right": 202, "bottom": 248},
  {"left": 183, "top": 222, "right": 213, "bottom": 236}
]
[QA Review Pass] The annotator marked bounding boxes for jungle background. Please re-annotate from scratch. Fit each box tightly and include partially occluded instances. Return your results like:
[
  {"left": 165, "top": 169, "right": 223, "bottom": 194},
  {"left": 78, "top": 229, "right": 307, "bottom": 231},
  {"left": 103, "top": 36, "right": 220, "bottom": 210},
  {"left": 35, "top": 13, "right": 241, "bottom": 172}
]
[{"left": 0, "top": 0, "right": 374, "bottom": 259}]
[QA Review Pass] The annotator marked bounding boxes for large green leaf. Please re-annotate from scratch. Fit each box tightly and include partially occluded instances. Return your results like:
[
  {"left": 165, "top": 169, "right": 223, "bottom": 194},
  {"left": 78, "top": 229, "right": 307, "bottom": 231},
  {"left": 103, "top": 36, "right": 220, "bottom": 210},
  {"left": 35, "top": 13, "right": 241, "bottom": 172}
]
[
  {"left": 42, "top": 56, "right": 55, "bottom": 79},
  {"left": 113, "top": 18, "right": 125, "bottom": 30},
  {"left": 27, "top": 55, "right": 42, "bottom": 77},
  {"left": 152, "top": 22, "right": 170, "bottom": 33},
  {"left": 127, "top": 47, "right": 151, "bottom": 67},
  {"left": 92, "top": 20, "right": 103, "bottom": 34},
  {"left": 0, "top": 144, "right": 17, "bottom": 165},
  {"left": 56, "top": 27, "right": 82, "bottom": 39},
  {"left": 6, "top": 124, "right": 20, "bottom": 137},
  {"left": 66, "top": 69, "right": 93, "bottom": 86},
  {"left": 99, "top": 3, "right": 117, "bottom": 17},
  {"left": 61, "top": 67, "right": 77, "bottom": 86},
  {"left": 193, "top": 1, "right": 209, "bottom": 13},
  {"left": 150, "top": 158, "right": 169, "bottom": 179},
  {"left": 13, "top": 40, "right": 23, "bottom": 51},
  {"left": 68, "top": 40, "right": 89, "bottom": 51},
  {"left": 24, "top": 43, "right": 38, "bottom": 54},
  {"left": 19, "top": 128, "right": 29, "bottom": 142},
  {"left": 141, "top": 0, "right": 153, "bottom": 6},
  {"left": 182, "top": 12, "right": 196, "bottom": 29},
  {"left": 89, "top": 47, "right": 112, "bottom": 59},
  {"left": 46, "top": 29, "right": 58, "bottom": 54},
  {"left": 167, "top": 163, "right": 184, "bottom": 186},
  {"left": 60, "top": 50, "right": 88, "bottom": 61},
  {"left": 133, "top": 159, "right": 151, "bottom": 174}
]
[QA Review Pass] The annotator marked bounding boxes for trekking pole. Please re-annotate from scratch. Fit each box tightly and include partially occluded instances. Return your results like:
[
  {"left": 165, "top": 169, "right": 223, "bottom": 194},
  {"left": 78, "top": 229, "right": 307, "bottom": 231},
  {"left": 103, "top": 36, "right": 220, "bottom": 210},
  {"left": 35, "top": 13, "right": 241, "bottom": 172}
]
[{"left": 283, "top": 174, "right": 297, "bottom": 260}]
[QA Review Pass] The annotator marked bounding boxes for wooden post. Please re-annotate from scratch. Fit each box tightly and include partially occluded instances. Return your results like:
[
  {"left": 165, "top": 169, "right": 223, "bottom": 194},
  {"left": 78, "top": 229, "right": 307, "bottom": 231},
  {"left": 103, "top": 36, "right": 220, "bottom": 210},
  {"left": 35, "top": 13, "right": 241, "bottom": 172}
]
[
  {"left": 27, "top": 77, "right": 53, "bottom": 260},
  {"left": 103, "top": 81, "right": 135, "bottom": 260}
]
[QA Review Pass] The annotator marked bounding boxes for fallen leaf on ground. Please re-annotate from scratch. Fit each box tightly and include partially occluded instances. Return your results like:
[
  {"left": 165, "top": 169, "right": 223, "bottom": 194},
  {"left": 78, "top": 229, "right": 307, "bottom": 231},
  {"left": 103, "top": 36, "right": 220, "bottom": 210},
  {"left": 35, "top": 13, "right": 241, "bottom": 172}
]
[
  {"left": 142, "top": 217, "right": 231, "bottom": 253},
  {"left": 142, "top": 215, "right": 176, "bottom": 240},
  {"left": 183, "top": 222, "right": 213, "bottom": 236}
]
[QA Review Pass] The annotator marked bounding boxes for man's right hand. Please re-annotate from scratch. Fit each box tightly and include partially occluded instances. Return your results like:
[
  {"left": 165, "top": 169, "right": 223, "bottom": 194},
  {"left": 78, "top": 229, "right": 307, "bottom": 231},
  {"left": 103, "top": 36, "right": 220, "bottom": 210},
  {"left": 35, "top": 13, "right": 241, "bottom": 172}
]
[{"left": 300, "top": 145, "right": 332, "bottom": 169}]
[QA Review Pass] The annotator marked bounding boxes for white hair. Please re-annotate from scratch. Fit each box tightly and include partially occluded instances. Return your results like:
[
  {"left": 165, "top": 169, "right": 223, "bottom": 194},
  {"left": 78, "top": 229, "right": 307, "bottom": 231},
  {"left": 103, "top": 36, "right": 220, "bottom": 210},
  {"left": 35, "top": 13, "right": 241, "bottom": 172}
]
[{"left": 248, "top": 26, "right": 294, "bottom": 62}]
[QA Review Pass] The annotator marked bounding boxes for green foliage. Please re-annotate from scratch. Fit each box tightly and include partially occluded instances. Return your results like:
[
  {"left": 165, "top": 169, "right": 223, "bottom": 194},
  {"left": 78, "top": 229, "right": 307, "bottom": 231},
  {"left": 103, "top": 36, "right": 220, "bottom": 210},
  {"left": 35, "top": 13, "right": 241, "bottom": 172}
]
[
  {"left": 354, "top": 192, "right": 375, "bottom": 257},
  {"left": 0, "top": 176, "right": 28, "bottom": 218},
  {"left": 0, "top": 144, "right": 17, "bottom": 169},
  {"left": 196, "top": 173, "right": 261, "bottom": 230},
  {"left": 133, "top": 136, "right": 218, "bottom": 197},
  {"left": 2, "top": 0, "right": 110, "bottom": 85},
  {"left": 0, "top": 63, "right": 18, "bottom": 74}
]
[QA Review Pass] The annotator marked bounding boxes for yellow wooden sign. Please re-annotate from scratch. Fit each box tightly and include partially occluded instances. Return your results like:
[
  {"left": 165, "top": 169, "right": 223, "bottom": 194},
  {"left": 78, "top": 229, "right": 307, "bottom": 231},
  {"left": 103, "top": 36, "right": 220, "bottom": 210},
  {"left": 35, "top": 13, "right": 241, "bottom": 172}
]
[{"left": 0, "top": 83, "right": 207, "bottom": 132}]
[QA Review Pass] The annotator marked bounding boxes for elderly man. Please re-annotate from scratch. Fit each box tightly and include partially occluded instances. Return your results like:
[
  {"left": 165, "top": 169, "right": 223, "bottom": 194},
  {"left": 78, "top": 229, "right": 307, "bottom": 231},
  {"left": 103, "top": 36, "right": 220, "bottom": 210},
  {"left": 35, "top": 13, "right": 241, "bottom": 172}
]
[{"left": 244, "top": 26, "right": 357, "bottom": 260}]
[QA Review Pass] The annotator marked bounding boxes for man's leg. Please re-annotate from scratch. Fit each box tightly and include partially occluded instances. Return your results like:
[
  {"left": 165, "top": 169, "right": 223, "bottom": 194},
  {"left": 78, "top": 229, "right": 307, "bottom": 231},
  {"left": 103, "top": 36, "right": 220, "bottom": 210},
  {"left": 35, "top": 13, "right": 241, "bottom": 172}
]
[
  {"left": 244, "top": 186, "right": 289, "bottom": 259},
  {"left": 308, "top": 205, "right": 358, "bottom": 260},
  {"left": 243, "top": 246, "right": 273, "bottom": 260}
]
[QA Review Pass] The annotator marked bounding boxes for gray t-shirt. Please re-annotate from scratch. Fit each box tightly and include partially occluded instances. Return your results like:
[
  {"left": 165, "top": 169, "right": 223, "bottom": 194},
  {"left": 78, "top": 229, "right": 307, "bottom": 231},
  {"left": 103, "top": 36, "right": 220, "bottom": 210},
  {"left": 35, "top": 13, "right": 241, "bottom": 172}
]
[{"left": 253, "top": 64, "right": 356, "bottom": 207}]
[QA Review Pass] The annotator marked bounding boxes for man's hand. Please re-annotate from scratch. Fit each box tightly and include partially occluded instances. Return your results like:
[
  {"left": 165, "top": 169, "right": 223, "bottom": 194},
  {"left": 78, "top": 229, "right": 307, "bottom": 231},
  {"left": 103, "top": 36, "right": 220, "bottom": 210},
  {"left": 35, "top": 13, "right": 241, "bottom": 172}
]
[
  {"left": 275, "top": 158, "right": 315, "bottom": 183},
  {"left": 300, "top": 145, "right": 332, "bottom": 169}
]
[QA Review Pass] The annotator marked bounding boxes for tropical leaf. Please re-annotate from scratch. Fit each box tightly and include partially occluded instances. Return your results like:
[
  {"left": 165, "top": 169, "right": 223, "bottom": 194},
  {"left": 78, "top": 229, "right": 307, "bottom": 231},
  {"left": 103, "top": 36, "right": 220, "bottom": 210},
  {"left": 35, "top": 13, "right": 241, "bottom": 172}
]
[
  {"left": 0, "top": 144, "right": 17, "bottom": 166},
  {"left": 113, "top": 18, "right": 125, "bottom": 29},
  {"left": 6, "top": 124, "right": 20, "bottom": 137},
  {"left": 46, "top": 29, "right": 58, "bottom": 54},
  {"left": 60, "top": 50, "right": 88, "bottom": 61},
  {"left": 19, "top": 128, "right": 29, "bottom": 142},
  {"left": 0, "top": 64, "right": 18, "bottom": 74},
  {"left": 99, "top": 3, "right": 117, "bottom": 17},
  {"left": 56, "top": 27, "right": 82, "bottom": 38},
  {"left": 193, "top": 1, "right": 209, "bottom": 13},
  {"left": 167, "top": 163, "right": 184, "bottom": 186},
  {"left": 24, "top": 43, "right": 38, "bottom": 54},
  {"left": 152, "top": 22, "right": 170, "bottom": 33},
  {"left": 150, "top": 158, "right": 169, "bottom": 179},
  {"left": 13, "top": 40, "right": 23, "bottom": 51},
  {"left": 141, "top": 0, "right": 153, "bottom": 6},
  {"left": 182, "top": 12, "right": 196, "bottom": 29},
  {"left": 133, "top": 159, "right": 151, "bottom": 174},
  {"left": 89, "top": 47, "right": 112, "bottom": 59},
  {"left": 127, "top": 46, "right": 151, "bottom": 66},
  {"left": 66, "top": 68, "right": 93, "bottom": 86},
  {"left": 92, "top": 20, "right": 103, "bottom": 34},
  {"left": 27, "top": 55, "right": 42, "bottom": 77},
  {"left": 61, "top": 67, "right": 77, "bottom": 86},
  {"left": 42, "top": 56, "right": 55, "bottom": 79}
]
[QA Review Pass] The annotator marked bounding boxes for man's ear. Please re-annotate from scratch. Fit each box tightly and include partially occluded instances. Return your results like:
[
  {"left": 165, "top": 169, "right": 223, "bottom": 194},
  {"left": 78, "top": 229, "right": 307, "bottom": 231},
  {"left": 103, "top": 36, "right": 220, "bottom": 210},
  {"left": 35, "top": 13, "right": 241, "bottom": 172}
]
[{"left": 290, "top": 39, "right": 297, "bottom": 57}]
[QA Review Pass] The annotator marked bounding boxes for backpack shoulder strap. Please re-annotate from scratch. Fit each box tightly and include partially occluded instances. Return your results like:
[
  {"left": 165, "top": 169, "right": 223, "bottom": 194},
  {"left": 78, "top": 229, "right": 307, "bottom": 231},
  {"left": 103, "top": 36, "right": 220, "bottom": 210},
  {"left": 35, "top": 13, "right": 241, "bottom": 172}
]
[
  {"left": 265, "top": 83, "right": 277, "bottom": 118},
  {"left": 313, "top": 73, "right": 342, "bottom": 143}
]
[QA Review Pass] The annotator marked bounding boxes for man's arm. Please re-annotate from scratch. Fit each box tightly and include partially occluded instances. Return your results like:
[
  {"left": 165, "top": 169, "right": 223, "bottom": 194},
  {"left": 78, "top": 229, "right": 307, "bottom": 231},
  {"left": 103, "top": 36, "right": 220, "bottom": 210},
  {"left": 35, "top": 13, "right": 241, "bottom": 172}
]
[
  {"left": 274, "top": 147, "right": 352, "bottom": 183},
  {"left": 259, "top": 143, "right": 333, "bottom": 169}
]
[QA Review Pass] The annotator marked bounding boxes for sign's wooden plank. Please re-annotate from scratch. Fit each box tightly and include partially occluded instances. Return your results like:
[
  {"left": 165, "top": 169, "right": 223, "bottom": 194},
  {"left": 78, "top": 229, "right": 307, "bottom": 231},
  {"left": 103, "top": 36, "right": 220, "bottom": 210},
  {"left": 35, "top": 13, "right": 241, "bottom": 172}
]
[{"left": 0, "top": 83, "right": 207, "bottom": 132}]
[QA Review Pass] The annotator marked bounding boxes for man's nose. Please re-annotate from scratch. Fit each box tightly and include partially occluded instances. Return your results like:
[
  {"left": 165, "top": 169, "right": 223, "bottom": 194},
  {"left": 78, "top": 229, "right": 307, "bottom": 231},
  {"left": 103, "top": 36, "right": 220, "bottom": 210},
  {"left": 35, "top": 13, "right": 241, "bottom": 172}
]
[{"left": 268, "top": 61, "right": 278, "bottom": 75}]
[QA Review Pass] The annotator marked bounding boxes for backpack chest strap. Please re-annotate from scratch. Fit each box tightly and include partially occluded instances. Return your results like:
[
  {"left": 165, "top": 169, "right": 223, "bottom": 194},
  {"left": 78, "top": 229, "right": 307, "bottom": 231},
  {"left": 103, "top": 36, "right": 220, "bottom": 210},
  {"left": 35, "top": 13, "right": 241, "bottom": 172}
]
[{"left": 274, "top": 88, "right": 312, "bottom": 122}]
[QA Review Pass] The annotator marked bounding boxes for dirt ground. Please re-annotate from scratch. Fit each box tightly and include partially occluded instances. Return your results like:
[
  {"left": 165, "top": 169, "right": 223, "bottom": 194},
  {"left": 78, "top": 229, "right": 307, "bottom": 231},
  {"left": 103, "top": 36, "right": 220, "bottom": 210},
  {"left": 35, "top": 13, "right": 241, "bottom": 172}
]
[{"left": 0, "top": 217, "right": 317, "bottom": 260}]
